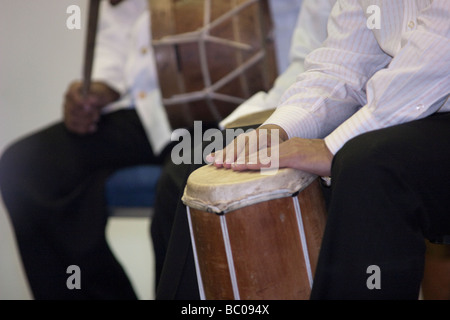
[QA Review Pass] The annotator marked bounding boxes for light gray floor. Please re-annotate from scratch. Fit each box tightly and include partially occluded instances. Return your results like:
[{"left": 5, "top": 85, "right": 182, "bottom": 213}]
[{"left": 106, "top": 216, "right": 155, "bottom": 300}]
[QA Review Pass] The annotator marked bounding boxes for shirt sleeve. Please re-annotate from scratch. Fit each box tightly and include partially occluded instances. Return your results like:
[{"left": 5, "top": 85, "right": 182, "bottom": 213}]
[
  {"left": 91, "top": 0, "right": 146, "bottom": 95},
  {"left": 325, "top": 0, "right": 450, "bottom": 154},
  {"left": 263, "top": 0, "right": 391, "bottom": 144},
  {"left": 219, "top": 0, "right": 335, "bottom": 129}
]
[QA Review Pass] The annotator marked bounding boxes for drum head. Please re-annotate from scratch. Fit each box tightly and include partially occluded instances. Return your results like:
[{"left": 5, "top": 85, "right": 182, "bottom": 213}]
[{"left": 182, "top": 165, "right": 316, "bottom": 214}]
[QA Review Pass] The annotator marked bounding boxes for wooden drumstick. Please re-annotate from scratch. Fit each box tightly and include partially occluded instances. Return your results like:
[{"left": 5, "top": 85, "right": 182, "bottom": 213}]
[{"left": 82, "top": 0, "right": 101, "bottom": 101}]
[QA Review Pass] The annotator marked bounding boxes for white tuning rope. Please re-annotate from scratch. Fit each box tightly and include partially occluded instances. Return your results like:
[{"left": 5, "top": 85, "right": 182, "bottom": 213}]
[
  {"left": 161, "top": 51, "right": 264, "bottom": 106},
  {"left": 186, "top": 207, "right": 206, "bottom": 300},
  {"left": 220, "top": 215, "right": 241, "bottom": 300},
  {"left": 293, "top": 196, "right": 314, "bottom": 288},
  {"left": 153, "top": 34, "right": 252, "bottom": 51}
]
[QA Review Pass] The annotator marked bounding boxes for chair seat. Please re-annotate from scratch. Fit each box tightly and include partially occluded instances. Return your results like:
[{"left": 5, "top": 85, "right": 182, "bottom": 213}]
[{"left": 105, "top": 165, "right": 162, "bottom": 208}]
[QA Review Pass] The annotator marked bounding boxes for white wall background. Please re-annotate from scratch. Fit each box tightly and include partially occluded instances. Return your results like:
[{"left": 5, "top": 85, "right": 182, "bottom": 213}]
[
  {"left": 0, "top": 0, "right": 87, "bottom": 153},
  {"left": 0, "top": 0, "right": 88, "bottom": 300}
]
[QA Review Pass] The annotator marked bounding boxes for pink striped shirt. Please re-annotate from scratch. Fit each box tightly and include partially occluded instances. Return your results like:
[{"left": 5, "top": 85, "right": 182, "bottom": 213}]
[{"left": 264, "top": 0, "right": 450, "bottom": 154}]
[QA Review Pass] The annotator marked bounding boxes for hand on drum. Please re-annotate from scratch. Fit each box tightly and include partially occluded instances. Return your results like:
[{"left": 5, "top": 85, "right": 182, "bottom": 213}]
[{"left": 206, "top": 124, "right": 333, "bottom": 177}]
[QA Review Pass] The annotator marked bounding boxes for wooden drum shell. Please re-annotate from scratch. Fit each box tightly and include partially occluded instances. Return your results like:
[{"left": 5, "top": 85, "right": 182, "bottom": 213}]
[{"left": 184, "top": 167, "right": 327, "bottom": 300}]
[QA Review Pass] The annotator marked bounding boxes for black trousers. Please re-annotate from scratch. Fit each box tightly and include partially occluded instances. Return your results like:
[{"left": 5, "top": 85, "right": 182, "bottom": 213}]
[
  {"left": 310, "top": 112, "right": 450, "bottom": 299},
  {"left": 152, "top": 113, "right": 450, "bottom": 300},
  {"left": 0, "top": 109, "right": 166, "bottom": 300}
]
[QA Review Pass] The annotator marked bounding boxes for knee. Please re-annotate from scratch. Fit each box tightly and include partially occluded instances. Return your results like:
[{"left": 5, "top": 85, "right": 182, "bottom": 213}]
[
  {"left": 331, "top": 130, "right": 405, "bottom": 184},
  {"left": 0, "top": 142, "right": 24, "bottom": 193},
  {"left": 0, "top": 139, "right": 39, "bottom": 215},
  {"left": 0, "top": 143, "right": 29, "bottom": 226}
]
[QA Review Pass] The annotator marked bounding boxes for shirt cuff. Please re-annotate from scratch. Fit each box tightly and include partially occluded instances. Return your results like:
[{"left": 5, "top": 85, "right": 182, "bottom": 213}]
[
  {"left": 262, "top": 105, "right": 320, "bottom": 139},
  {"left": 324, "top": 106, "right": 380, "bottom": 154}
]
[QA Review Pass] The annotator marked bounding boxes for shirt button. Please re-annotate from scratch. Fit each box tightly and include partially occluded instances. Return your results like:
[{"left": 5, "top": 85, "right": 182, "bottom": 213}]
[
  {"left": 141, "top": 47, "right": 148, "bottom": 55},
  {"left": 408, "top": 20, "right": 415, "bottom": 29},
  {"left": 138, "top": 91, "right": 147, "bottom": 99},
  {"left": 416, "top": 104, "right": 424, "bottom": 111}
]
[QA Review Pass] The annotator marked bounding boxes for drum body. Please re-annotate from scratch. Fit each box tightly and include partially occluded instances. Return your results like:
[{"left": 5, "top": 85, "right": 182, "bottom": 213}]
[
  {"left": 182, "top": 165, "right": 327, "bottom": 300},
  {"left": 148, "top": 0, "right": 278, "bottom": 129}
]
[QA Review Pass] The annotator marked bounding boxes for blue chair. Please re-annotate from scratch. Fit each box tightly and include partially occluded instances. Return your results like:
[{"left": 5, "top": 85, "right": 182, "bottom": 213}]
[{"left": 105, "top": 165, "right": 162, "bottom": 217}]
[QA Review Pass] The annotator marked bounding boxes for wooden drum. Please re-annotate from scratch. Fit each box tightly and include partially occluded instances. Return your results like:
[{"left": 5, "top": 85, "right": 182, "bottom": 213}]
[
  {"left": 182, "top": 165, "right": 327, "bottom": 300},
  {"left": 148, "top": 0, "right": 278, "bottom": 129}
]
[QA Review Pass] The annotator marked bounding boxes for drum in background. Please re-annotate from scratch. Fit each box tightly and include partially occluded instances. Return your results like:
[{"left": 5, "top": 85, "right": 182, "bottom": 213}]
[
  {"left": 224, "top": 108, "right": 275, "bottom": 129},
  {"left": 148, "top": 0, "right": 278, "bottom": 129},
  {"left": 182, "top": 165, "right": 327, "bottom": 300}
]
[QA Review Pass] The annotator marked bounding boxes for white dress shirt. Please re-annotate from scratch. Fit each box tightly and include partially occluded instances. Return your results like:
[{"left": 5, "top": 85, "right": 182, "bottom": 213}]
[
  {"left": 92, "top": 0, "right": 334, "bottom": 154},
  {"left": 264, "top": 0, "right": 450, "bottom": 155},
  {"left": 92, "top": 0, "right": 171, "bottom": 155},
  {"left": 220, "top": 0, "right": 336, "bottom": 128}
]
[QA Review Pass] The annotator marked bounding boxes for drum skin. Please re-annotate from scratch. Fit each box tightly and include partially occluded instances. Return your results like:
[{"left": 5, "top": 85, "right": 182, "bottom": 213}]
[
  {"left": 183, "top": 166, "right": 328, "bottom": 300},
  {"left": 148, "top": 0, "right": 278, "bottom": 129}
]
